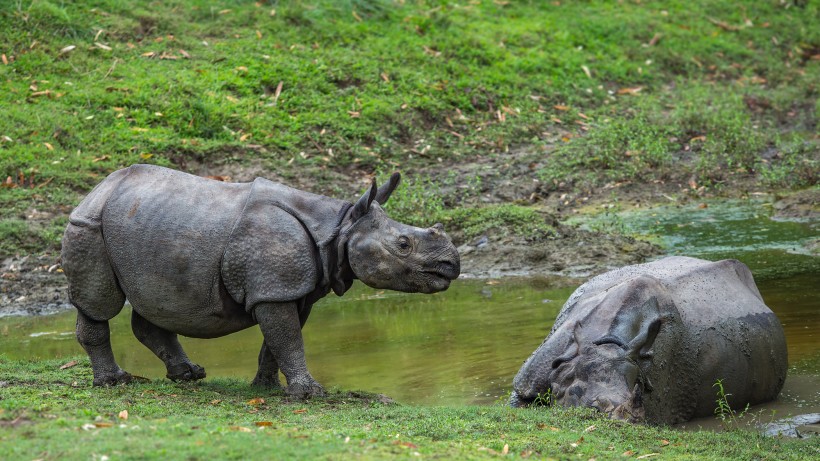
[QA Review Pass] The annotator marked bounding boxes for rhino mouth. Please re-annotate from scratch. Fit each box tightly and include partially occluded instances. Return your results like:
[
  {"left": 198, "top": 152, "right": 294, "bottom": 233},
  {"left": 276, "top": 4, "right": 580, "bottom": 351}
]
[{"left": 424, "top": 261, "right": 460, "bottom": 283}]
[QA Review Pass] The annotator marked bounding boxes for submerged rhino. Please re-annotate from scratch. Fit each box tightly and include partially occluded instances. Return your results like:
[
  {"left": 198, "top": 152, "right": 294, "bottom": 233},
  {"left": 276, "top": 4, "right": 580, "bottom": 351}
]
[
  {"left": 62, "top": 165, "right": 459, "bottom": 397},
  {"left": 511, "top": 256, "right": 787, "bottom": 425}
]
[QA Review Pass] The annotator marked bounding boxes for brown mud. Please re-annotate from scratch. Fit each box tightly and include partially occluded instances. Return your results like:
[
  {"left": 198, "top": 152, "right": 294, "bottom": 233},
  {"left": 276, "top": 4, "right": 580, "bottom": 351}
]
[{"left": 1, "top": 152, "right": 816, "bottom": 317}]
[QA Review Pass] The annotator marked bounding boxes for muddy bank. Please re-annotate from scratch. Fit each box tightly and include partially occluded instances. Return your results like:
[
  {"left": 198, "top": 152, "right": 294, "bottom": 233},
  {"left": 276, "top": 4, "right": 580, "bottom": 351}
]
[{"left": 1, "top": 155, "right": 814, "bottom": 317}]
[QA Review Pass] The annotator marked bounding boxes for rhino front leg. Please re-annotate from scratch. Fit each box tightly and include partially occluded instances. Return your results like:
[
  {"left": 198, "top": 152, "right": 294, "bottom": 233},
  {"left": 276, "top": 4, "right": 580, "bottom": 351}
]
[
  {"left": 251, "top": 341, "right": 283, "bottom": 389},
  {"left": 254, "top": 302, "right": 324, "bottom": 398},
  {"left": 131, "top": 310, "right": 205, "bottom": 381},
  {"left": 76, "top": 310, "right": 132, "bottom": 386}
]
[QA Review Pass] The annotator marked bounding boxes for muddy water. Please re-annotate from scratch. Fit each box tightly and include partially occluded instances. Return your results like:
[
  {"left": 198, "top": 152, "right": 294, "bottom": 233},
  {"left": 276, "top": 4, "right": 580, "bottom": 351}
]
[{"left": 0, "top": 198, "right": 817, "bottom": 418}]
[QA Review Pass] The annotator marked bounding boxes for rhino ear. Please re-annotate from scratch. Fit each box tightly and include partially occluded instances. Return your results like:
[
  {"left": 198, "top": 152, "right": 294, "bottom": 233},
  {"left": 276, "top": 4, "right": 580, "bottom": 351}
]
[
  {"left": 374, "top": 172, "right": 401, "bottom": 205},
  {"left": 626, "top": 310, "right": 663, "bottom": 360},
  {"left": 351, "top": 179, "right": 378, "bottom": 222}
]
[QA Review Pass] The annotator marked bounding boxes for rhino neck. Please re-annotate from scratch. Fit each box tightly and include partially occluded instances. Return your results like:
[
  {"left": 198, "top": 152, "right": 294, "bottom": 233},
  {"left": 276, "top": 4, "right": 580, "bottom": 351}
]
[{"left": 324, "top": 203, "right": 356, "bottom": 296}]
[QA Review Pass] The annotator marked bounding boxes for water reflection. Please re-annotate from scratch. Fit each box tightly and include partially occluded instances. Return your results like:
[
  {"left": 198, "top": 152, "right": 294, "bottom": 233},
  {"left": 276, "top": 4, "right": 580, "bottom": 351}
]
[{"left": 0, "top": 274, "right": 816, "bottom": 406}]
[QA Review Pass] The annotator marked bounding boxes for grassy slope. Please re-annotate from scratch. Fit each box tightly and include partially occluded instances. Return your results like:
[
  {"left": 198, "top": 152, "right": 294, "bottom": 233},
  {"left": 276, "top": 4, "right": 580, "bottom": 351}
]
[
  {"left": 2, "top": 356, "right": 818, "bottom": 460},
  {"left": 0, "top": 0, "right": 818, "bottom": 255}
]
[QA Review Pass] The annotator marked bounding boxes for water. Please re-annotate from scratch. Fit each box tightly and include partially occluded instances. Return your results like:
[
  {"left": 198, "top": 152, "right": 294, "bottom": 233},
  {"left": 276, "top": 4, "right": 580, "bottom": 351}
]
[{"left": 0, "top": 198, "right": 817, "bottom": 415}]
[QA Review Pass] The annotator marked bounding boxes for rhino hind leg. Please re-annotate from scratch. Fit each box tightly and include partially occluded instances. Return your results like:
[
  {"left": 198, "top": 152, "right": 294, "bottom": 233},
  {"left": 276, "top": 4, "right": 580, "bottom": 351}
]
[
  {"left": 130, "top": 310, "right": 205, "bottom": 381},
  {"left": 251, "top": 341, "right": 283, "bottom": 389},
  {"left": 76, "top": 310, "right": 132, "bottom": 386}
]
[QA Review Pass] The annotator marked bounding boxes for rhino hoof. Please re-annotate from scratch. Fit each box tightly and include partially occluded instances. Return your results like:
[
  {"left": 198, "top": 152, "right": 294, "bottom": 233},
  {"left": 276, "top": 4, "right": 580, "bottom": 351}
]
[
  {"left": 285, "top": 381, "right": 325, "bottom": 399},
  {"left": 251, "top": 375, "right": 284, "bottom": 390},
  {"left": 167, "top": 363, "right": 206, "bottom": 382},
  {"left": 93, "top": 370, "right": 133, "bottom": 387}
]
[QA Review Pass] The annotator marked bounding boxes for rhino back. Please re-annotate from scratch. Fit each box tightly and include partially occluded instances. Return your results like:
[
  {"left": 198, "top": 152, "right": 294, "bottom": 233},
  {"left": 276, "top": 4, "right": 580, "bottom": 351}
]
[{"left": 100, "top": 165, "right": 252, "bottom": 333}]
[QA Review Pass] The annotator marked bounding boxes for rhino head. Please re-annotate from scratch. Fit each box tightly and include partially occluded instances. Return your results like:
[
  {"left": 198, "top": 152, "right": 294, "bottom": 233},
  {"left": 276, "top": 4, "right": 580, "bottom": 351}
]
[
  {"left": 511, "top": 278, "right": 668, "bottom": 422},
  {"left": 334, "top": 173, "right": 460, "bottom": 295}
]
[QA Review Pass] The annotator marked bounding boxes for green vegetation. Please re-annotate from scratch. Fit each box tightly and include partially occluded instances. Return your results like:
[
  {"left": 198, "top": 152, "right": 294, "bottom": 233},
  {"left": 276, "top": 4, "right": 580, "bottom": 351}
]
[
  {"left": 2, "top": 356, "right": 817, "bottom": 460},
  {"left": 1, "top": 0, "right": 818, "bottom": 255}
]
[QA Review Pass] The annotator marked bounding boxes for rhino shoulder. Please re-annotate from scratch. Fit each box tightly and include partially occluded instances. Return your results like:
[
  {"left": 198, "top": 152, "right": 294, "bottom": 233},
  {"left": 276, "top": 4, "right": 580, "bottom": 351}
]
[{"left": 221, "top": 198, "right": 320, "bottom": 309}]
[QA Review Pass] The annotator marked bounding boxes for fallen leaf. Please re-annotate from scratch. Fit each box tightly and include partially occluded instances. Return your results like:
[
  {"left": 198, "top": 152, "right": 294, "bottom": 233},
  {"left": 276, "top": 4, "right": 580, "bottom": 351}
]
[
  {"left": 271, "top": 80, "right": 283, "bottom": 105},
  {"left": 246, "top": 398, "right": 265, "bottom": 406},
  {"left": 292, "top": 408, "right": 308, "bottom": 414},
  {"left": 210, "top": 399, "right": 222, "bottom": 405},
  {"left": 352, "top": 11, "right": 362, "bottom": 22},
  {"left": 708, "top": 17, "right": 740, "bottom": 31},
  {"left": 1, "top": 54, "right": 8, "bottom": 65},
  {"left": 43, "top": 142, "right": 54, "bottom": 151},
  {"left": 59, "top": 45, "right": 76, "bottom": 55},
  {"left": 255, "top": 421, "right": 273, "bottom": 427},
  {"left": 617, "top": 87, "right": 643, "bottom": 95},
  {"left": 637, "top": 454, "right": 659, "bottom": 459},
  {"left": 229, "top": 426, "right": 252, "bottom": 432},
  {"left": 59, "top": 360, "right": 78, "bottom": 369},
  {"left": 348, "top": 111, "right": 360, "bottom": 118},
  {"left": 140, "top": 153, "right": 153, "bottom": 160},
  {"left": 502, "top": 444, "right": 509, "bottom": 454},
  {"left": 392, "top": 440, "right": 418, "bottom": 448},
  {"left": 179, "top": 49, "right": 190, "bottom": 59},
  {"left": 623, "top": 450, "right": 635, "bottom": 456},
  {"left": 689, "top": 135, "right": 706, "bottom": 143},
  {"left": 581, "top": 65, "right": 592, "bottom": 78},
  {"left": 380, "top": 72, "right": 390, "bottom": 82},
  {"left": 94, "top": 42, "right": 112, "bottom": 51},
  {"left": 94, "top": 422, "right": 113, "bottom": 428},
  {"left": 141, "top": 51, "right": 156, "bottom": 58},
  {"left": 584, "top": 424, "right": 597, "bottom": 432},
  {"left": 553, "top": 105, "right": 569, "bottom": 111},
  {"left": 218, "top": 9, "right": 231, "bottom": 15},
  {"left": 660, "top": 440, "right": 670, "bottom": 446},
  {"left": 118, "top": 410, "right": 128, "bottom": 420},
  {"left": 256, "top": 30, "right": 262, "bottom": 40},
  {"left": 648, "top": 33, "right": 662, "bottom": 46},
  {"left": 206, "top": 175, "right": 230, "bottom": 182}
]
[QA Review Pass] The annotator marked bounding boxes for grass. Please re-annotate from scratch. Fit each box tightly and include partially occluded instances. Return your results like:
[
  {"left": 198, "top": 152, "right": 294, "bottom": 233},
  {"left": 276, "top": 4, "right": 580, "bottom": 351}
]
[
  {"left": 2, "top": 356, "right": 818, "bottom": 460},
  {"left": 1, "top": 0, "right": 818, "bottom": 257}
]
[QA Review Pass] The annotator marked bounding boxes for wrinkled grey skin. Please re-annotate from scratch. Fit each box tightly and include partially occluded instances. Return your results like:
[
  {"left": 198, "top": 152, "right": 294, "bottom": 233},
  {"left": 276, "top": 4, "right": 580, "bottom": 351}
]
[
  {"left": 511, "top": 256, "right": 787, "bottom": 425},
  {"left": 62, "top": 165, "right": 459, "bottom": 398}
]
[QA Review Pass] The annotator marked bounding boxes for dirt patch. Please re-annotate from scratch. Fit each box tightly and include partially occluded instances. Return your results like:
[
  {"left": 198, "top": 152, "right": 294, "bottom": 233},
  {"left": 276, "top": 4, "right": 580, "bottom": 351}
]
[
  {"left": 771, "top": 188, "right": 819, "bottom": 220},
  {"left": 458, "top": 229, "right": 660, "bottom": 279},
  {"left": 1, "top": 254, "right": 70, "bottom": 317}
]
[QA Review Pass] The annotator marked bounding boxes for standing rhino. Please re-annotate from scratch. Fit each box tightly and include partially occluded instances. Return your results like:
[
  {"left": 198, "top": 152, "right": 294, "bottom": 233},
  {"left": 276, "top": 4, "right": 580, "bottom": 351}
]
[
  {"left": 511, "top": 256, "right": 787, "bottom": 425},
  {"left": 62, "top": 165, "right": 459, "bottom": 397}
]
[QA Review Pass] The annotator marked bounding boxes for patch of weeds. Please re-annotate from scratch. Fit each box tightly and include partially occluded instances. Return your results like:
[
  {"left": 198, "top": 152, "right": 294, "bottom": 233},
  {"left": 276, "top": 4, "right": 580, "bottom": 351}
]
[
  {"left": 759, "top": 137, "right": 819, "bottom": 189},
  {"left": 713, "top": 378, "right": 750, "bottom": 430},
  {"left": 0, "top": 219, "right": 29, "bottom": 255},
  {"left": 440, "top": 204, "right": 557, "bottom": 240},
  {"left": 585, "top": 211, "right": 630, "bottom": 236},
  {"left": 531, "top": 388, "right": 554, "bottom": 407},
  {"left": 380, "top": 174, "right": 446, "bottom": 227},
  {"left": 539, "top": 112, "right": 677, "bottom": 190}
]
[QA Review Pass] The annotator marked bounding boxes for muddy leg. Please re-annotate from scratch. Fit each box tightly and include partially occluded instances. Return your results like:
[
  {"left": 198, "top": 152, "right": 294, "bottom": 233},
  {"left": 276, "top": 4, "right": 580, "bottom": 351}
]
[
  {"left": 131, "top": 310, "right": 205, "bottom": 381},
  {"left": 251, "top": 341, "right": 283, "bottom": 389},
  {"left": 76, "top": 310, "right": 132, "bottom": 386}
]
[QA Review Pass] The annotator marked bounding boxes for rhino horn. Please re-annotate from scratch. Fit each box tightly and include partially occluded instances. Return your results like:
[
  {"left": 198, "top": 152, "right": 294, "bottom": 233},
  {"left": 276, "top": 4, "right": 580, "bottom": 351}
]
[{"left": 374, "top": 172, "right": 401, "bottom": 205}]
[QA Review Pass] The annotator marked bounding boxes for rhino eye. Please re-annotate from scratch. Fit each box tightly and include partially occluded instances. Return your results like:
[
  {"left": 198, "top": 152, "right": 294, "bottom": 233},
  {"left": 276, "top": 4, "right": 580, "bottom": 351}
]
[{"left": 397, "top": 236, "right": 412, "bottom": 254}]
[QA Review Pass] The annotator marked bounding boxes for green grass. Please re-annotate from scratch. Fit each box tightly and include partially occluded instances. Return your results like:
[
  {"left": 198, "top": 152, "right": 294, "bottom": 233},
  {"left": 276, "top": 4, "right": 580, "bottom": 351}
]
[
  {"left": 0, "top": 0, "right": 817, "bottom": 257},
  {"left": 2, "top": 356, "right": 817, "bottom": 460}
]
